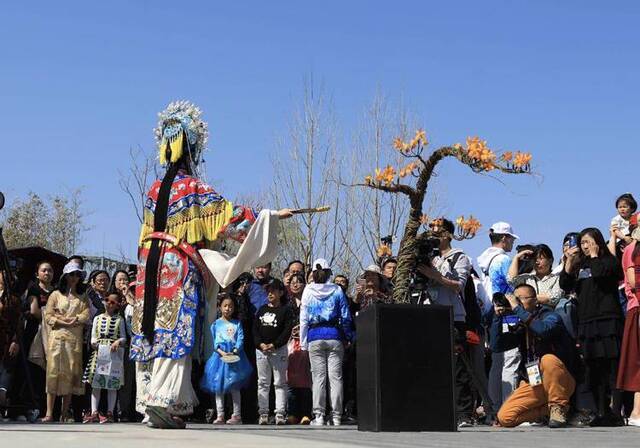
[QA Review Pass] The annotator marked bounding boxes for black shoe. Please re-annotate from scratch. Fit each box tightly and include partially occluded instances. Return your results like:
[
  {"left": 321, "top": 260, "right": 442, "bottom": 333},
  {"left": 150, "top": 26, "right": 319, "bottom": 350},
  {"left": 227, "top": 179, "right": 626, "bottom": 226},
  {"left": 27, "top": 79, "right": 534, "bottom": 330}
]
[{"left": 590, "top": 413, "right": 625, "bottom": 427}]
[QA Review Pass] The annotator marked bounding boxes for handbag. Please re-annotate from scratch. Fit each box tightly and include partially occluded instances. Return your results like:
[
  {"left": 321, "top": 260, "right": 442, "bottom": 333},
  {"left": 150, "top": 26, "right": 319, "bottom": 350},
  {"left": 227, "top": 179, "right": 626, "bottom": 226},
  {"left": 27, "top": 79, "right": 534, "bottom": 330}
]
[{"left": 27, "top": 324, "right": 46, "bottom": 369}]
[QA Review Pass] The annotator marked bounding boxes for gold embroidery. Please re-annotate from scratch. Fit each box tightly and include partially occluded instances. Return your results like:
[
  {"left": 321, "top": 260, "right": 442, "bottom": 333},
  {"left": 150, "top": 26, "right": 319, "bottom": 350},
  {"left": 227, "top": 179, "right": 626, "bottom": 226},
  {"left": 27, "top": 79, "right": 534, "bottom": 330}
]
[{"left": 155, "top": 290, "right": 183, "bottom": 331}]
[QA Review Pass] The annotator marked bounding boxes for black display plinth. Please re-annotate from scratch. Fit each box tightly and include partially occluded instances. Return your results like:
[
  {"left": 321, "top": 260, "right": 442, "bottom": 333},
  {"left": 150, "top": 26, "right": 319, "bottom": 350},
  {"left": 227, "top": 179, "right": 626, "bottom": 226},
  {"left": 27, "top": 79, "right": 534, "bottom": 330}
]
[{"left": 356, "top": 303, "right": 456, "bottom": 432}]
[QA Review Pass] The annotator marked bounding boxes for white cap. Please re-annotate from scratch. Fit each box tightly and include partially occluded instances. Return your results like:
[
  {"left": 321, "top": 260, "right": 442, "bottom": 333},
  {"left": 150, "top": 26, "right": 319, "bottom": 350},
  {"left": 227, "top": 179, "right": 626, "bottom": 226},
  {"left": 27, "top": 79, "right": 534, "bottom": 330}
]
[
  {"left": 363, "top": 264, "right": 383, "bottom": 276},
  {"left": 311, "top": 258, "right": 330, "bottom": 272},
  {"left": 490, "top": 222, "right": 519, "bottom": 239},
  {"left": 62, "top": 261, "right": 86, "bottom": 279}
]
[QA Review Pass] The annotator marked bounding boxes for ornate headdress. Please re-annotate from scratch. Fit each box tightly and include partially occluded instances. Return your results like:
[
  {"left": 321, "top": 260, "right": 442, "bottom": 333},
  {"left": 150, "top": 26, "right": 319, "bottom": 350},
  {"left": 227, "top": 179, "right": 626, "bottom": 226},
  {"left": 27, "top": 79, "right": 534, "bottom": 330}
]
[{"left": 154, "top": 100, "right": 209, "bottom": 172}]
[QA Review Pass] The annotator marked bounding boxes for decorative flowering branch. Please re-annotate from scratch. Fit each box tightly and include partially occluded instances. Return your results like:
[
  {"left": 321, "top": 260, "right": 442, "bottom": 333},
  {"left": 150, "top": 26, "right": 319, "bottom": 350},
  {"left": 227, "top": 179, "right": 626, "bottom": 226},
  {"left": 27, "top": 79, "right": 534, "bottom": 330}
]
[{"left": 355, "top": 130, "right": 533, "bottom": 303}]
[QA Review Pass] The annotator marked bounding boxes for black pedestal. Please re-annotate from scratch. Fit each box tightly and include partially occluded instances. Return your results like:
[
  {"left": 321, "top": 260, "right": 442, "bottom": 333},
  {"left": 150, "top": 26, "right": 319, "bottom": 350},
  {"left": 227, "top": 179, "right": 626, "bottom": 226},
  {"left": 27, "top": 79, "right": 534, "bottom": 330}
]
[{"left": 356, "top": 303, "right": 456, "bottom": 432}]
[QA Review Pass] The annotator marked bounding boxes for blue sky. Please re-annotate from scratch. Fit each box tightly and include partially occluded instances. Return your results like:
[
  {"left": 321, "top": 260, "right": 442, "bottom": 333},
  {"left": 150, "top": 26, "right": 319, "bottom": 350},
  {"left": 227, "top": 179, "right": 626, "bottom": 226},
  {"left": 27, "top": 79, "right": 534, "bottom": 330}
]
[{"left": 2, "top": 1, "right": 639, "bottom": 264}]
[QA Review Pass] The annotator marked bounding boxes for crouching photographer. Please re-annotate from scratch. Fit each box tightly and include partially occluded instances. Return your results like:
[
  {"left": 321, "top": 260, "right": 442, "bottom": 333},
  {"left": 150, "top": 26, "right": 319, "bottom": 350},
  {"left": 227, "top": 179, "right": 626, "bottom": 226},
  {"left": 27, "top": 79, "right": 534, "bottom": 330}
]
[
  {"left": 491, "top": 284, "right": 577, "bottom": 428},
  {"left": 416, "top": 218, "right": 475, "bottom": 426}
]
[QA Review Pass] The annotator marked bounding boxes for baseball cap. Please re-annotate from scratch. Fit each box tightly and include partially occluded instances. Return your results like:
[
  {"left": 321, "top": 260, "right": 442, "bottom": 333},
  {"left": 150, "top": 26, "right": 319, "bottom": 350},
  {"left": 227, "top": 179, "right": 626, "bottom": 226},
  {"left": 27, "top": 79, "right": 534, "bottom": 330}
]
[
  {"left": 490, "top": 222, "right": 519, "bottom": 239},
  {"left": 311, "top": 258, "right": 330, "bottom": 272},
  {"left": 62, "top": 261, "right": 86, "bottom": 280}
]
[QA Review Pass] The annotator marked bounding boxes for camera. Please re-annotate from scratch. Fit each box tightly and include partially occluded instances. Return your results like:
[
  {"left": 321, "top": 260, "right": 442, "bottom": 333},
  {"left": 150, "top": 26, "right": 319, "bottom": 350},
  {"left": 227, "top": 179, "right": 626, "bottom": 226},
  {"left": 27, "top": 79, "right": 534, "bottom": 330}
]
[
  {"left": 415, "top": 232, "right": 441, "bottom": 265},
  {"left": 492, "top": 292, "right": 512, "bottom": 310},
  {"left": 405, "top": 232, "right": 442, "bottom": 304}
]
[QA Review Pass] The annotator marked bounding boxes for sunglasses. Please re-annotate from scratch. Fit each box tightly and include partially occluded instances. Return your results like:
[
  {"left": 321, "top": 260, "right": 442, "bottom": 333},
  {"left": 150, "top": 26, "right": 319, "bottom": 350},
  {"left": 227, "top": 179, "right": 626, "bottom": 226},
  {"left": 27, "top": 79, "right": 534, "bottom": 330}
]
[{"left": 68, "top": 271, "right": 82, "bottom": 278}]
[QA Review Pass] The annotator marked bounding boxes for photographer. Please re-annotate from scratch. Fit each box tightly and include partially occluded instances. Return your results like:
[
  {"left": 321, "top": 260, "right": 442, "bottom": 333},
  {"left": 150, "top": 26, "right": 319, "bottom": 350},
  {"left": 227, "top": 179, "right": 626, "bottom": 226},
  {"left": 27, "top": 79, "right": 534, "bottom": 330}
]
[
  {"left": 416, "top": 218, "right": 474, "bottom": 426},
  {"left": 491, "top": 284, "right": 577, "bottom": 428}
]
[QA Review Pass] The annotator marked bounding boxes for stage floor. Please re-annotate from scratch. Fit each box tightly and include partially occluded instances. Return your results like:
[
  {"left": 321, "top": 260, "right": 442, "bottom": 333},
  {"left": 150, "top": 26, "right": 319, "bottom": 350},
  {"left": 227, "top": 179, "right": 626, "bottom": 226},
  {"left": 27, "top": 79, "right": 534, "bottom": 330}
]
[{"left": 0, "top": 422, "right": 638, "bottom": 447}]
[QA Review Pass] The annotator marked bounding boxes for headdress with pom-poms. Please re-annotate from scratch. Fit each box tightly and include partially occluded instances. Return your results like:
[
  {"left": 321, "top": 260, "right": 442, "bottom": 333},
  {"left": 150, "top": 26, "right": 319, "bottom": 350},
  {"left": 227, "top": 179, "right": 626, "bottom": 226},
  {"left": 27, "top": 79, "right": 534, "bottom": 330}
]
[{"left": 154, "top": 100, "right": 209, "bottom": 175}]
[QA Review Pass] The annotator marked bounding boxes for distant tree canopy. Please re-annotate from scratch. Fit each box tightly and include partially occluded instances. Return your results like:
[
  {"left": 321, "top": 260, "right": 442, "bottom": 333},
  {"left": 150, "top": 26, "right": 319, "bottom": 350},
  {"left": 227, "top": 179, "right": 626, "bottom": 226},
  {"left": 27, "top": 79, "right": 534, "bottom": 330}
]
[{"left": 1, "top": 189, "right": 88, "bottom": 256}]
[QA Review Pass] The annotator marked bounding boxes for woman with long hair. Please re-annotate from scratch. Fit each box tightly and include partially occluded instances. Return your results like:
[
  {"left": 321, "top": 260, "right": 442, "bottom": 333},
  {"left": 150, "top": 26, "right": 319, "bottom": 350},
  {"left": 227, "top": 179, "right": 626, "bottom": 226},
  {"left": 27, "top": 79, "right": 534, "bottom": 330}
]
[
  {"left": 560, "top": 227, "right": 624, "bottom": 426},
  {"left": 42, "top": 262, "right": 90, "bottom": 423}
]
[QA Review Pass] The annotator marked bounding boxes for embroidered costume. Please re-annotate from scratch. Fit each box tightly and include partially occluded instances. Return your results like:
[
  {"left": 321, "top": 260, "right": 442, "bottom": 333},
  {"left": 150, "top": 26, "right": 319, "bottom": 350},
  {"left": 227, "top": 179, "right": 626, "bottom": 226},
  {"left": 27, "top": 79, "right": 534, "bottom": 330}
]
[
  {"left": 83, "top": 313, "right": 127, "bottom": 390},
  {"left": 131, "top": 101, "right": 280, "bottom": 428}
]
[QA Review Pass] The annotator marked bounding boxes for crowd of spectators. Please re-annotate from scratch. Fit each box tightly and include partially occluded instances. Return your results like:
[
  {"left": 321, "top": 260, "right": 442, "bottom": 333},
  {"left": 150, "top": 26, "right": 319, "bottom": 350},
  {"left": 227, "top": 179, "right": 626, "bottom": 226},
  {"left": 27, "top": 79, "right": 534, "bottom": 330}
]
[{"left": 0, "top": 192, "right": 639, "bottom": 429}]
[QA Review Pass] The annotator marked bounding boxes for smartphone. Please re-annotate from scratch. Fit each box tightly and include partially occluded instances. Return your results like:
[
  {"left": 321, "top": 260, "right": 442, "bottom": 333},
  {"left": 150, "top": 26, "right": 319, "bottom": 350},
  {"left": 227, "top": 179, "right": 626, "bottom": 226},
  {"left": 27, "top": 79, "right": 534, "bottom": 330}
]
[{"left": 568, "top": 235, "right": 578, "bottom": 248}]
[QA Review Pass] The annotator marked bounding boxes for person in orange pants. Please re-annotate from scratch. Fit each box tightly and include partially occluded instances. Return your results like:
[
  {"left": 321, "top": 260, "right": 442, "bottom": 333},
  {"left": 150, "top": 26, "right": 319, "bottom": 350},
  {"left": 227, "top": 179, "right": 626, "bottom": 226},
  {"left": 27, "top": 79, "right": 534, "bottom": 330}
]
[
  {"left": 489, "top": 284, "right": 578, "bottom": 428},
  {"left": 497, "top": 354, "right": 576, "bottom": 427}
]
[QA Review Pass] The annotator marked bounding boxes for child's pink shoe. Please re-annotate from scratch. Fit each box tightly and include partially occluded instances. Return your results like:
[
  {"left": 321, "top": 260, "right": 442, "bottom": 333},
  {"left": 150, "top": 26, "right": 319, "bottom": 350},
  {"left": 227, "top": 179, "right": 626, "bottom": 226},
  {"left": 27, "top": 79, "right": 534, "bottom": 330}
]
[
  {"left": 226, "top": 415, "right": 242, "bottom": 425},
  {"left": 213, "top": 415, "right": 226, "bottom": 425}
]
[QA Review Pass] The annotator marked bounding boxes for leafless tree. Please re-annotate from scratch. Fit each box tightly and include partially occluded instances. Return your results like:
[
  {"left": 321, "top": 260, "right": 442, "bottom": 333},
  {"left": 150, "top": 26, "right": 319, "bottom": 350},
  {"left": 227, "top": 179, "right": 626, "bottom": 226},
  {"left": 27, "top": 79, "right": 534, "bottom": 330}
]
[
  {"left": 269, "top": 76, "right": 355, "bottom": 275},
  {"left": 118, "top": 145, "right": 159, "bottom": 224}
]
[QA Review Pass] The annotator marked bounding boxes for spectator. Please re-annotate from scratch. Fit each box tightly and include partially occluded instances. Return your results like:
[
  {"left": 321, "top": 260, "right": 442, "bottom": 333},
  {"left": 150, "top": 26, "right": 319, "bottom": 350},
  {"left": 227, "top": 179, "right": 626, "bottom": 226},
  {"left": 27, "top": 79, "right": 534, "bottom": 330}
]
[
  {"left": 229, "top": 273, "right": 258, "bottom": 424},
  {"left": 608, "top": 193, "right": 637, "bottom": 256},
  {"left": 335, "top": 275, "right": 359, "bottom": 317},
  {"left": 82, "top": 292, "right": 127, "bottom": 424},
  {"left": 21, "top": 261, "right": 54, "bottom": 415},
  {"left": 493, "top": 284, "right": 577, "bottom": 428},
  {"left": 508, "top": 244, "right": 564, "bottom": 307},
  {"left": 552, "top": 233, "right": 581, "bottom": 275},
  {"left": 254, "top": 278, "right": 294, "bottom": 425},
  {"left": 247, "top": 264, "right": 272, "bottom": 316},
  {"left": 283, "top": 267, "right": 291, "bottom": 293},
  {"left": 355, "top": 265, "right": 391, "bottom": 310},
  {"left": 334, "top": 273, "right": 357, "bottom": 423},
  {"left": 68, "top": 256, "right": 85, "bottom": 270},
  {"left": 417, "top": 217, "right": 473, "bottom": 426},
  {"left": 43, "top": 262, "right": 90, "bottom": 423},
  {"left": 201, "top": 295, "right": 252, "bottom": 425},
  {"left": 111, "top": 271, "right": 138, "bottom": 422},
  {"left": 477, "top": 221, "right": 520, "bottom": 414},
  {"left": 87, "top": 270, "right": 109, "bottom": 318},
  {"left": 618, "top": 214, "right": 640, "bottom": 426},
  {"left": 560, "top": 227, "right": 624, "bottom": 426},
  {"left": 381, "top": 257, "right": 397, "bottom": 282},
  {"left": 286, "top": 273, "right": 312, "bottom": 425},
  {"left": 287, "top": 260, "right": 306, "bottom": 278},
  {"left": 300, "top": 259, "right": 354, "bottom": 426},
  {"left": 0, "top": 269, "right": 22, "bottom": 409}
]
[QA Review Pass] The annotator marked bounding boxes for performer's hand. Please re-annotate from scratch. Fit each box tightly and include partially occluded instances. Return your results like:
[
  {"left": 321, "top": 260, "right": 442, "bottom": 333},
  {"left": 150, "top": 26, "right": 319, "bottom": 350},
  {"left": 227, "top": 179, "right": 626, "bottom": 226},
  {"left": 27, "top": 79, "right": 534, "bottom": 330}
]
[
  {"left": 110, "top": 341, "right": 121, "bottom": 352},
  {"left": 8, "top": 342, "right": 19, "bottom": 357},
  {"left": 277, "top": 208, "right": 294, "bottom": 220}
]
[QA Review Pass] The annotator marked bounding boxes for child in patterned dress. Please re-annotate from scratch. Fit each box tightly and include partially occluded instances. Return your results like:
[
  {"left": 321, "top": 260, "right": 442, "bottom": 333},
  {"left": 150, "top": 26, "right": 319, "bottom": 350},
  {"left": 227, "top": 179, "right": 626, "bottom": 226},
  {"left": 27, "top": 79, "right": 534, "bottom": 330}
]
[{"left": 82, "top": 292, "right": 127, "bottom": 423}]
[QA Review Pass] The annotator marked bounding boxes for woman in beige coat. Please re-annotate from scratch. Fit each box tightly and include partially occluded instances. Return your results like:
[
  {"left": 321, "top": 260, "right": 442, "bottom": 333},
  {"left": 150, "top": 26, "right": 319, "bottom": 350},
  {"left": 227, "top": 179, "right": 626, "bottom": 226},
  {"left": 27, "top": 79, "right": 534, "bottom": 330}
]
[{"left": 42, "top": 262, "right": 90, "bottom": 422}]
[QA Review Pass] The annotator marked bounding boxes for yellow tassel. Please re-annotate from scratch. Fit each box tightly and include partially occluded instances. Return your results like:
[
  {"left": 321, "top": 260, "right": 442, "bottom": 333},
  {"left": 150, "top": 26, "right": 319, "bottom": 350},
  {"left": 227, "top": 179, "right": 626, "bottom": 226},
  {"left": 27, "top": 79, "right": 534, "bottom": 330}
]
[
  {"left": 169, "top": 131, "right": 184, "bottom": 163},
  {"left": 158, "top": 130, "right": 185, "bottom": 165},
  {"left": 138, "top": 199, "right": 235, "bottom": 248}
]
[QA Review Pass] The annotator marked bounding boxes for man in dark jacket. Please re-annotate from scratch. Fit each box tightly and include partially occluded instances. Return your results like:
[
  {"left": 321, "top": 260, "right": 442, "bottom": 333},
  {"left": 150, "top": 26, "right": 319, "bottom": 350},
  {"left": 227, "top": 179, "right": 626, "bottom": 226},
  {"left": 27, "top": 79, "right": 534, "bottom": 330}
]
[{"left": 490, "top": 284, "right": 576, "bottom": 428}]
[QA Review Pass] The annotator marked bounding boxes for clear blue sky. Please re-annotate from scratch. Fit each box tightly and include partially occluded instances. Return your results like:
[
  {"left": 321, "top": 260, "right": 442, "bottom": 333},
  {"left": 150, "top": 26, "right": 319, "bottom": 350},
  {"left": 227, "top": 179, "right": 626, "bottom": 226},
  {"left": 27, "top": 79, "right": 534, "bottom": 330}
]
[{"left": 2, "top": 1, "right": 639, "bottom": 264}]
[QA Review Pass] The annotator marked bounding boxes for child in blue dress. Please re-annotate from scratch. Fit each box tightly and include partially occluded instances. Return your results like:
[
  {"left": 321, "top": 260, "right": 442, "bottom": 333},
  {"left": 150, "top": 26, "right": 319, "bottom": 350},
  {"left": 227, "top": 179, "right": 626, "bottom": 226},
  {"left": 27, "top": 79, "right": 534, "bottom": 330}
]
[{"left": 201, "top": 295, "right": 252, "bottom": 424}]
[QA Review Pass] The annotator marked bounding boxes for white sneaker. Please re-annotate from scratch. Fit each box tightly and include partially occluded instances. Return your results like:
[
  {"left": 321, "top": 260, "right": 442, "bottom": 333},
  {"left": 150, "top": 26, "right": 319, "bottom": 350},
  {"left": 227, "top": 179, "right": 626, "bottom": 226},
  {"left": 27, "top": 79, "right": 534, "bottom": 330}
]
[
  {"left": 275, "top": 414, "right": 286, "bottom": 425},
  {"left": 332, "top": 416, "right": 341, "bottom": 426},
  {"left": 142, "top": 415, "right": 150, "bottom": 424},
  {"left": 258, "top": 414, "right": 269, "bottom": 425},
  {"left": 310, "top": 415, "right": 325, "bottom": 426},
  {"left": 628, "top": 417, "right": 640, "bottom": 427}
]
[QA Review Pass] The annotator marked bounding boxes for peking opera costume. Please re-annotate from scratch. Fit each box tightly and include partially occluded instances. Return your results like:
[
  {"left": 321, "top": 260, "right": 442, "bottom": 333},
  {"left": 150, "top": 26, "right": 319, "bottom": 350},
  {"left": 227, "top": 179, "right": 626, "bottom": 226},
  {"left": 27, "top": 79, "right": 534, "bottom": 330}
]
[{"left": 130, "top": 101, "right": 283, "bottom": 429}]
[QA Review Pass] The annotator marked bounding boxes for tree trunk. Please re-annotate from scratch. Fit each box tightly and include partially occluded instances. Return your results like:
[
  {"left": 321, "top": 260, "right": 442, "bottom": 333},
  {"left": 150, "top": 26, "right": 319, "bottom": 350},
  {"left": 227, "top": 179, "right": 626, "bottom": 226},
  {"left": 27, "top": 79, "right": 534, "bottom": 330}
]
[{"left": 391, "top": 207, "right": 422, "bottom": 303}]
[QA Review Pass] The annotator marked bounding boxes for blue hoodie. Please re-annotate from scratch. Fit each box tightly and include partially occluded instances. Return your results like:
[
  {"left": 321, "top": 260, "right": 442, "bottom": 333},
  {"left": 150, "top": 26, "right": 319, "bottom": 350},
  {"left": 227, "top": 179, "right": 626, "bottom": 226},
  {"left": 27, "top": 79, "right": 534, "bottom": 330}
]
[{"left": 299, "top": 282, "right": 354, "bottom": 349}]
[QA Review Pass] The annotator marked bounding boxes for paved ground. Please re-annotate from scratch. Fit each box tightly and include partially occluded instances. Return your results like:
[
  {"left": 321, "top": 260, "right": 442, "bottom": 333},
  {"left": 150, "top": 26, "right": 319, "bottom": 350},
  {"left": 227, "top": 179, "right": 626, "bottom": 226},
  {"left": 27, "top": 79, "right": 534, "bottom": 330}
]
[{"left": 1, "top": 423, "right": 639, "bottom": 448}]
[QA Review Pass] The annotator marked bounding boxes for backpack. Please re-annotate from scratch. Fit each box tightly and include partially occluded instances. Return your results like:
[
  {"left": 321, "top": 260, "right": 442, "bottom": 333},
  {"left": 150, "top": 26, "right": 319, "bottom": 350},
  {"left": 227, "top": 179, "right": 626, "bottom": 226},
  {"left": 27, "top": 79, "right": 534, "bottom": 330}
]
[
  {"left": 447, "top": 252, "right": 482, "bottom": 332},
  {"left": 477, "top": 253, "right": 502, "bottom": 316}
]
